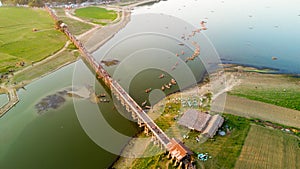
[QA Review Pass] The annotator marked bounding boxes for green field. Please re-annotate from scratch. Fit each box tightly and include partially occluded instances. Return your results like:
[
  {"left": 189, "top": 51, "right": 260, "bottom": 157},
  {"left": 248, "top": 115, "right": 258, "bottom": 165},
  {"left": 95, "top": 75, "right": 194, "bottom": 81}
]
[
  {"left": 54, "top": 8, "right": 93, "bottom": 35},
  {"left": 229, "top": 74, "right": 300, "bottom": 111},
  {"left": 74, "top": 7, "right": 118, "bottom": 25},
  {"left": 235, "top": 125, "right": 300, "bottom": 169},
  {"left": 0, "top": 7, "right": 66, "bottom": 73},
  {"left": 130, "top": 112, "right": 251, "bottom": 169}
]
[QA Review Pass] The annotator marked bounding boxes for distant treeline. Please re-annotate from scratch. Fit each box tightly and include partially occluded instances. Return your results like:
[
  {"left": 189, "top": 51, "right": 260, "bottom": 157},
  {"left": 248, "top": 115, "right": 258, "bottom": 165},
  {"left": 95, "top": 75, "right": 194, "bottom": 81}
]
[{"left": 1, "top": 0, "right": 104, "bottom": 7}]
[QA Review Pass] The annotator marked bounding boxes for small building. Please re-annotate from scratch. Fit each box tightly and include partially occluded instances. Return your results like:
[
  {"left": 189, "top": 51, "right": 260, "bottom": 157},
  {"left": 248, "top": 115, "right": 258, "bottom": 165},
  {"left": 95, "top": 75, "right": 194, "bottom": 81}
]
[
  {"left": 178, "top": 109, "right": 224, "bottom": 138},
  {"left": 178, "top": 109, "right": 211, "bottom": 132},
  {"left": 166, "top": 138, "right": 193, "bottom": 162},
  {"left": 202, "top": 114, "right": 224, "bottom": 138}
]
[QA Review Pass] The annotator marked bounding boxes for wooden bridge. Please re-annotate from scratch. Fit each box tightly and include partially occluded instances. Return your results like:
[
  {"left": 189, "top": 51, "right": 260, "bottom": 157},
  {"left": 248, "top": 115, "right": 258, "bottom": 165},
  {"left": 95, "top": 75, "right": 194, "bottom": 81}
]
[{"left": 45, "top": 5, "right": 192, "bottom": 166}]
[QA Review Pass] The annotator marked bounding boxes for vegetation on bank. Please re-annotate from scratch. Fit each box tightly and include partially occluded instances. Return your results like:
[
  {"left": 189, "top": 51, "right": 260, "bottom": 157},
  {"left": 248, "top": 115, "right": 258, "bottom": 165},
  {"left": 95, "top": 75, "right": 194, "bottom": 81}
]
[
  {"left": 0, "top": 7, "right": 66, "bottom": 74},
  {"left": 74, "top": 7, "right": 118, "bottom": 25}
]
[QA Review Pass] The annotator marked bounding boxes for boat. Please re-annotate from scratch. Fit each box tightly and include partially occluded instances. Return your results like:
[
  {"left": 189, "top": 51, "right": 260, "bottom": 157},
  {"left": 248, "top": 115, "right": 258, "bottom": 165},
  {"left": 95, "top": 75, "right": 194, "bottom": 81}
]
[
  {"left": 100, "top": 98, "right": 110, "bottom": 103},
  {"left": 164, "top": 84, "right": 170, "bottom": 89},
  {"left": 159, "top": 73, "right": 165, "bottom": 79},
  {"left": 168, "top": 82, "right": 172, "bottom": 87},
  {"left": 97, "top": 93, "right": 106, "bottom": 97},
  {"left": 145, "top": 88, "right": 152, "bottom": 93},
  {"left": 272, "top": 56, "right": 278, "bottom": 60},
  {"left": 171, "top": 78, "right": 177, "bottom": 85},
  {"left": 161, "top": 86, "right": 165, "bottom": 91},
  {"left": 145, "top": 106, "right": 151, "bottom": 109},
  {"left": 175, "top": 53, "right": 179, "bottom": 57},
  {"left": 178, "top": 43, "right": 184, "bottom": 46},
  {"left": 142, "top": 100, "right": 147, "bottom": 107}
]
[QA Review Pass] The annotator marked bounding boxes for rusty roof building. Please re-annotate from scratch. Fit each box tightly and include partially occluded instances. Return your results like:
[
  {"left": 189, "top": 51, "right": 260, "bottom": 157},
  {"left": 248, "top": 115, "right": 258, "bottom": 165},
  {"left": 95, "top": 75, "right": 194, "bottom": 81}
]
[{"left": 166, "top": 138, "right": 193, "bottom": 161}]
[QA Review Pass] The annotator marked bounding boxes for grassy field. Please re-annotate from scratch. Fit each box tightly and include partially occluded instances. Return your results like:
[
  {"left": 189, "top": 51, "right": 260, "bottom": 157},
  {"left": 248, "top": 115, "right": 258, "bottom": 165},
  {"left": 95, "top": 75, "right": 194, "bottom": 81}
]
[
  {"left": 0, "top": 7, "right": 66, "bottom": 74},
  {"left": 74, "top": 7, "right": 118, "bottom": 25},
  {"left": 129, "top": 112, "right": 251, "bottom": 169},
  {"left": 229, "top": 73, "right": 300, "bottom": 111},
  {"left": 12, "top": 46, "right": 79, "bottom": 84},
  {"left": 54, "top": 8, "right": 93, "bottom": 35},
  {"left": 235, "top": 125, "right": 300, "bottom": 169}
]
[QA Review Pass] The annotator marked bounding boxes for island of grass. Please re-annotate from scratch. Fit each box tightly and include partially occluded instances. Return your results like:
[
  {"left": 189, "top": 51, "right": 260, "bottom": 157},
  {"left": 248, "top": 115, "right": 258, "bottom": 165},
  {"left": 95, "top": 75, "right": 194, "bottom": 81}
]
[
  {"left": 74, "top": 7, "right": 118, "bottom": 25},
  {"left": 0, "top": 7, "right": 67, "bottom": 74}
]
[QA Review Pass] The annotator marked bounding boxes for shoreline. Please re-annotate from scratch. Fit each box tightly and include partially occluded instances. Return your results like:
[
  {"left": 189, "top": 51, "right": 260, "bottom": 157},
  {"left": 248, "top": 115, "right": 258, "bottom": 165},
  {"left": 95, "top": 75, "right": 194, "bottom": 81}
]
[{"left": 112, "top": 64, "right": 300, "bottom": 168}]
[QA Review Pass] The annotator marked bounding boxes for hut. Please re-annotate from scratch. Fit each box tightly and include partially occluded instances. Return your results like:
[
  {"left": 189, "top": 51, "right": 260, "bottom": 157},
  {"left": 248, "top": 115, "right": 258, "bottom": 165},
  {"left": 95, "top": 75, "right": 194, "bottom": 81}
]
[
  {"left": 202, "top": 114, "right": 224, "bottom": 138},
  {"left": 178, "top": 109, "right": 224, "bottom": 138},
  {"left": 178, "top": 109, "right": 211, "bottom": 132}
]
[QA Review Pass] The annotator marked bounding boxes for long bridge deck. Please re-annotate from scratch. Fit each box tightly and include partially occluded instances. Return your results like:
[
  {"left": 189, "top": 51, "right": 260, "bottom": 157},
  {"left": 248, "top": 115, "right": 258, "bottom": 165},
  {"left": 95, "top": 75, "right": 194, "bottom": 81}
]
[{"left": 45, "top": 5, "right": 192, "bottom": 164}]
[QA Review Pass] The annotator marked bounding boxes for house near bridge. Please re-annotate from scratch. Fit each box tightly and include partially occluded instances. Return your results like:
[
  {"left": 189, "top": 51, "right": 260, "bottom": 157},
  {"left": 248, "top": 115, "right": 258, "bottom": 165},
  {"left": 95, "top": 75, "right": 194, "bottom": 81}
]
[{"left": 178, "top": 109, "right": 224, "bottom": 138}]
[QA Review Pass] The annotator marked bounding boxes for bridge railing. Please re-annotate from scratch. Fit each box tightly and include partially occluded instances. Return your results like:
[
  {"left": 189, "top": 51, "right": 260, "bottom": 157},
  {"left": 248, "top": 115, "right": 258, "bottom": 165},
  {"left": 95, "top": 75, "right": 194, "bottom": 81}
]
[{"left": 111, "top": 80, "right": 170, "bottom": 146}]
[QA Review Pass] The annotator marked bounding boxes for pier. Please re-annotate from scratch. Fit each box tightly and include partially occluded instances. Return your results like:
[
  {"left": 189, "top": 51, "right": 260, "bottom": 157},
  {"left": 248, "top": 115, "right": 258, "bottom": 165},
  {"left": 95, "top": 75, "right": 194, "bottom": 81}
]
[{"left": 45, "top": 5, "right": 192, "bottom": 165}]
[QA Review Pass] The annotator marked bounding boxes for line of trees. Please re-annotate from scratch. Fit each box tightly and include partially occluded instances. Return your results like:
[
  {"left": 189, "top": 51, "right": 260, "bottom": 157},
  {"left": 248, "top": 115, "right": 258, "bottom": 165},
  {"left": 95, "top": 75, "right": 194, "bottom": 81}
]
[{"left": 1, "top": 0, "right": 89, "bottom": 7}]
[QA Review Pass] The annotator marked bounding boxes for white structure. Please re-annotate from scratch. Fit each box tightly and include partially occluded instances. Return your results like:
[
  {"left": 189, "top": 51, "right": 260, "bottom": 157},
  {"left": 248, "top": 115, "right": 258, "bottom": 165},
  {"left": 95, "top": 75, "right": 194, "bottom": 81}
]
[{"left": 0, "top": 1, "right": 3, "bottom": 7}]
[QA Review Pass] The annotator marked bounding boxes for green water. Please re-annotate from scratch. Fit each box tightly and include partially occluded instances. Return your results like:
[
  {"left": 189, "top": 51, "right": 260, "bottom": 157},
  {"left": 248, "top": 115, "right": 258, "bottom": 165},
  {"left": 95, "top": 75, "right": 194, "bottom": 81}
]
[
  {"left": 0, "top": 94, "right": 8, "bottom": 108},
  {"left": 0, "top": 64, "right": 138, "bottom": 169}
]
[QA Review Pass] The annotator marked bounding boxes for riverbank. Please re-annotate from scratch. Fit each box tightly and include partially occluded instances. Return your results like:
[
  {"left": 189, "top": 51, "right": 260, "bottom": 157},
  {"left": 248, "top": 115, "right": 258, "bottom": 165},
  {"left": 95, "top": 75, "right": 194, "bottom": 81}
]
[{"left": 113, "top": 64, "right": 300, "bottom": 168}]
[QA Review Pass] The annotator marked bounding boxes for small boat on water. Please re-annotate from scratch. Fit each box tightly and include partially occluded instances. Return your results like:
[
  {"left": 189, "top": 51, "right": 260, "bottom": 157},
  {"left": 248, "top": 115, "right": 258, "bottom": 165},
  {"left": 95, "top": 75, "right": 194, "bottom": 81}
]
[
  {"left": 100, "top": 98, "right": 110, "bottom": 103},
  {"left": 159, "top": 74, "right": 165, "bottom": 79},
  {"left": 142, "top": 100, "right": 147, "bottom": 107},
  {"left": 272, "top": 56, "right": 278, "bottom": 60},
  {"left": 178, "top": 43, "right": 184, "bottom": 46},
  {"left": 97, "top": 93, "right": 106, "bottom": 97},
  {"left": 171, "top": 79, "right": 177, "bottom": 85},
  {"left": 145, "top": 88, "right": 152, "bottom": 93},
  {"left": 161, "top": 86, "right": 165, "bottom": 91}
]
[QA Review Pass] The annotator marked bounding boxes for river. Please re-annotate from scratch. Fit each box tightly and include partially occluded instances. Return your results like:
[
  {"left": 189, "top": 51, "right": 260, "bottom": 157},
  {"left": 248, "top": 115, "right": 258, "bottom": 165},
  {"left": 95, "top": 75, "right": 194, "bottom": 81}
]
[{"left": 1, "top": 0, "right": 299, "bottom": 168}]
